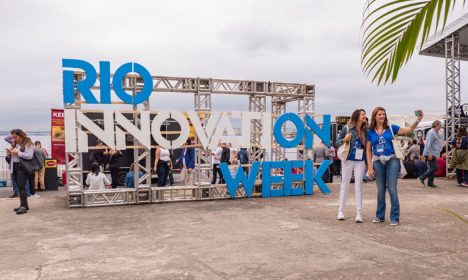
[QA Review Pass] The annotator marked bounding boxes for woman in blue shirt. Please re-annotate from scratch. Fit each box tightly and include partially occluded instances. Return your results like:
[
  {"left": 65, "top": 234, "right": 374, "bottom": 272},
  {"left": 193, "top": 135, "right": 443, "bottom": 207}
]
[
  {"left": 366, "top": 107, "right": 423, "bottom": 226},
  {"left": 336, "top": 109, "right": 368, "bottom": 222}
]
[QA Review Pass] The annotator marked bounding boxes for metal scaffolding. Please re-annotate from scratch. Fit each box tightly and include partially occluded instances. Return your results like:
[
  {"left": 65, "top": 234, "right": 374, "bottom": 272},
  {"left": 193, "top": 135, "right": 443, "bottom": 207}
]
[
  {"left": 445, "top": 35, "right": 462, "bottom": 173},
  {"left": 65, "top": 72, "right": 315, "bottom": 207}
]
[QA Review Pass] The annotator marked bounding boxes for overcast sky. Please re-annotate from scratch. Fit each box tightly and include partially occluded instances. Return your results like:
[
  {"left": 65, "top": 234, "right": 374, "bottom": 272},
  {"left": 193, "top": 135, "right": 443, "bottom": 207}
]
[{"left": 0, "top": 0, "right": 467, "bottom": 131}]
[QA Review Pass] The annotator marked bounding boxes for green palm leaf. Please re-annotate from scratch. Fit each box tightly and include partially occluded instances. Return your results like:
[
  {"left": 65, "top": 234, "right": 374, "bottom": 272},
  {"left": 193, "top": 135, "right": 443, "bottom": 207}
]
[{"left": 361, "top": 0, "right": 465, "bottom": 85}]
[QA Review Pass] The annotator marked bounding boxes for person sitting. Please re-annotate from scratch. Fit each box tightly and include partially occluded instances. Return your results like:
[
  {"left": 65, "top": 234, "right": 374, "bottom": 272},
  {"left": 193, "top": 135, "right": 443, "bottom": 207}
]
[
  {"left": 125, "top": 163, "right": 144, "bottom": 188},
  {"left": 435, "top": 153, "right": 447, "bottom": 177},
  {"left": 86, "top": 162, "right": 111, "bottom": 191},
  {"left": 414, "top": 155, "right": 428, "bottom": 178},
  {"left": 403, "top": 160, "right": 416, "bottom": 178}
]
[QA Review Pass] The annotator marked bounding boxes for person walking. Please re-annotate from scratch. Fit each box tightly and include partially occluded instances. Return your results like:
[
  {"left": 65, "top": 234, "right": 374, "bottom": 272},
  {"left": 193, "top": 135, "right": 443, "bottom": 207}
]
[
  {"left": 366, "top": 107, "right": 423, "bottom": 226},
  {"left": 86, "top": 162, "right": 111, "bottom": 190},
  {"left": 34, "top": 141, "right": 47, "bottom": 192},
  {"left": 8, "top": 129, "right": 36, "bottom": 215},
  {"left": 154, "top": 145, "right": 171, "bottom": 187},
  {"left": 336, "top": 109, "right": 368, "bottom": 223},
  {"left": 418, "top": 120, "right": 442, "bottom": 188}
]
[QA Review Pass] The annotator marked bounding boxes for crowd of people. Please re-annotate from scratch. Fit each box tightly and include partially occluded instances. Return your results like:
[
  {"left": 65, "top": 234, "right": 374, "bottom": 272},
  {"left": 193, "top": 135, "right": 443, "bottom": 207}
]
[
  {"left": 4, "top": 130, "right": 49, "bottom": 215},
  {"left": 6, "top": 111, "right": 466, "bottom": 218}
]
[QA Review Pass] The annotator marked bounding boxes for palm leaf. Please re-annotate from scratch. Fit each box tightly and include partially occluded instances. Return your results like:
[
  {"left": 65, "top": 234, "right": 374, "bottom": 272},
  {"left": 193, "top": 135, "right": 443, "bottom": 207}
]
[{"left": 361, "top": 0, "right": 465, "bottom": 85}]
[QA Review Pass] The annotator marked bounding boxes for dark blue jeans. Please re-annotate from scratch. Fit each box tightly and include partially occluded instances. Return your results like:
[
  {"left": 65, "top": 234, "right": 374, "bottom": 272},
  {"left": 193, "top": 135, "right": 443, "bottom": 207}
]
[
  {"left": 420, "top": 157, "right": 437, "bottom": 186},
  {"left": 157, "top": 161, "right": 169, "bottom": 187},
  {"left": 373, "top": 158, "right": 400, "bottom": 223}
]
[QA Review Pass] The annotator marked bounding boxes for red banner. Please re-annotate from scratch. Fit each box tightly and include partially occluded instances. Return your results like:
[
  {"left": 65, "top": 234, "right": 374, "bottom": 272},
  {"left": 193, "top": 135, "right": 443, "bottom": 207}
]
[{"left": 51, "top": 109, "right": 65, "bottom": 164}]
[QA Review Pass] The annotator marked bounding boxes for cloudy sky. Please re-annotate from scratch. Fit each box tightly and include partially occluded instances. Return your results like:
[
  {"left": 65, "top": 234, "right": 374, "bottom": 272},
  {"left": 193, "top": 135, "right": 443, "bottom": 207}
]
[{"left": 0, "top": 0, "right": 467, "bottom": 131}]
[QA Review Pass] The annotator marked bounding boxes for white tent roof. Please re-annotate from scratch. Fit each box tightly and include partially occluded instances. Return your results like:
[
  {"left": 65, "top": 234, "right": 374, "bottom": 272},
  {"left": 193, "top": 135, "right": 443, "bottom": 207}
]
[{"left": 420, "top": 13, "right": 468, "bottom": 60}]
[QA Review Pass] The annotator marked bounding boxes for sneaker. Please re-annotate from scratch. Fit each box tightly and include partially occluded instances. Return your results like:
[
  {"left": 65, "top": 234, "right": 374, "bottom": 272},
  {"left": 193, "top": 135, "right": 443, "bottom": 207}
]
[
  {"left": 337, "top": 212, "right": 345, "bottom": 220},
  {"left": 16, "top": 207, "right": 27, "bottom": 215},
  {"left": 462, "top": 183, "right": 468, "bottom": 188},
  {"left": 372, "top": 218, "right": 384, "bottom": 223},
  {"left": 9, "top": 193, "right": 19, "bottom": 198},
  {"left": 32, "top": 194, "right": 40, "bottom": 198},
  {"left": 457, "top": 184, "right": 463, "bottom": 187},
  {"left": 355, "top": 215, "right": 363, "bottom": 223},
  {"left": 418, "top": 177, "right": 425, "bottom": 186},
  {"left": 427, "top": 184, "right": 438, "bottom": 188},
  {"left": 390, "top": 221, "right": 400, "bottom": 226}
]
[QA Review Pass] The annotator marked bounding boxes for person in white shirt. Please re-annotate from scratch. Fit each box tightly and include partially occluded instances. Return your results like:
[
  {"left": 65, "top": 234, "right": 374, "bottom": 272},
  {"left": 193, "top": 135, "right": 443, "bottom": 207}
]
[
  {"left": 86, "top": 162, "right": 111, "bottom": 191},
  {"left": 211, "top": 143, "right": 223, "bottom": 184}
]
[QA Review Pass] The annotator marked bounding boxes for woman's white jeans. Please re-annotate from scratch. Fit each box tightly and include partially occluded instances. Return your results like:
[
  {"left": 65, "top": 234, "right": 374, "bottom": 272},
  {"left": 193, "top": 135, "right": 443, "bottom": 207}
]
[{"left": 338, "top": 160, "right": 365, "bottom": 215}]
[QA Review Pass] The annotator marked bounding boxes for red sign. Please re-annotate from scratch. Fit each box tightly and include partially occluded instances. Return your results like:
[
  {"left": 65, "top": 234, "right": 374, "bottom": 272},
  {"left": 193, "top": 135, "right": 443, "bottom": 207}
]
[{"left": 51, "top": 109, "right": 65, "bottom": 164}]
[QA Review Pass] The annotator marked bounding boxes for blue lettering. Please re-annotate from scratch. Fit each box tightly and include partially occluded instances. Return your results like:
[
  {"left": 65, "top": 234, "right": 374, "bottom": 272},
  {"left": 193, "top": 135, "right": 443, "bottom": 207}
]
[
  {"left": 62, "top": 59, "right": 153, "bottom": 104},
  {"left": 219, "top": 162, "right": 260, "bottom": 198}
]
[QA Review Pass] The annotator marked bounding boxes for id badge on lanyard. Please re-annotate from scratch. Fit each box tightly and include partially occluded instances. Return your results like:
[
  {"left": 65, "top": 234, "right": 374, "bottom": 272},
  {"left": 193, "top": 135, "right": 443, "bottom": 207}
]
[
  {"left": 376, "top": 135, "right": 385, "bottom": 154},
  {"left": 355, "top": 149, "right": 364, "bottom": 160},
  {"left": 353, "top": 132, "right": 364, "bottom": 160}
]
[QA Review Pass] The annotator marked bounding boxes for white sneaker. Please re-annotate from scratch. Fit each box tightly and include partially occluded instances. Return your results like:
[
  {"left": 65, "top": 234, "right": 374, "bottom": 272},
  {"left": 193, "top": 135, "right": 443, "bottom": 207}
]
[
  {"left": 337, "top": 212, "right": 345, "bottom": 220},
  {"left": 33, "top": 194, "right": 40, "bottom": 198},
  {"left": 355, "top": 215, "right": 363, "bottom": 223}
]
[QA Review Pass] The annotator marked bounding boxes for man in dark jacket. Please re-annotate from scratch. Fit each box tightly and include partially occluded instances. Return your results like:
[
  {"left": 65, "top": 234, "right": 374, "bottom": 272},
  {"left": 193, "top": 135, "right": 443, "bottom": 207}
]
[{"left": 219, "top": 143, "right": 230, "bottom": 184}]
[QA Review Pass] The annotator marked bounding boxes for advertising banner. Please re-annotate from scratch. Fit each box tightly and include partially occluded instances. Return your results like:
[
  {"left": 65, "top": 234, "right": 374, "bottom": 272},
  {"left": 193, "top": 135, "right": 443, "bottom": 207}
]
[{"left": 51, "top": 109, "right": 65, "bottom": 164}]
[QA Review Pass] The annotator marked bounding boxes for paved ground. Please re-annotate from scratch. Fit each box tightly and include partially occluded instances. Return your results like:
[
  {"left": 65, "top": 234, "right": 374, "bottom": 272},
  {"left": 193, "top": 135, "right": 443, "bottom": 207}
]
[{"left": 0, "top": 178, "right": 467, "bottom": 280}]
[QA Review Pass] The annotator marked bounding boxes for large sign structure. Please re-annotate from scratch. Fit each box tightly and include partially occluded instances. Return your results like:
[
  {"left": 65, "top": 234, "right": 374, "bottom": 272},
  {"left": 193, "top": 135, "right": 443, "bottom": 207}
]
[{"left": 63, "top": 59, "right": 331, "bottom": 207}]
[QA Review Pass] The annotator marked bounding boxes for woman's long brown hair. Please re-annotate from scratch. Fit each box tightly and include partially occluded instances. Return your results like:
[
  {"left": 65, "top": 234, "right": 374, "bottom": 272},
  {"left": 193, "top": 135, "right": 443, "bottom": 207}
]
[
  {"left": 369, "top": 106, "right": 389, "bottom": 131},
  {"left": 10, "top": 129, "right": 32, "bottom": 148},
  {"left": 347, "top": 109, "right": 367, "bottom": 142}
]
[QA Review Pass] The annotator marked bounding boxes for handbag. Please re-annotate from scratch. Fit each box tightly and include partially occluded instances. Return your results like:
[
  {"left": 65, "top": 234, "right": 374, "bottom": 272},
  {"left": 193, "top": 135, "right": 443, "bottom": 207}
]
[
  {"left": 389, "top": 126, "right": 405, "bottom": 160},
  {"left": 19, "top": 147, "right": 42, "bottom": 174},
  {"left": 398, "top": 160, "right": 407, "bottom": 179},
  {"left": 337, "top": 125, "right": 350, "bottom": 161},
  {"left": 389, "top": 126, "right": 407, "bottom": 178}
]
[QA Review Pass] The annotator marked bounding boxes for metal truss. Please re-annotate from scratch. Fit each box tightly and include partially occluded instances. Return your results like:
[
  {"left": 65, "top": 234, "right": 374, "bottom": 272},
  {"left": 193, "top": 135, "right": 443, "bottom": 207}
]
[
  {"left": 65, "top": 73, "right": 84, "bottom": 207},
  {"left": 271, "top": 96, "right": 288, "bottom": 161},
  {"left": 297, "top": 94, "right": 315, "bottom": 161},
  {"left": 65, "top": 71, "right": 315, "bottom": 207},
  {"left": 445, "top": 35, "right": 462, "bottom": 174},
  {"left": 83, "top": 189, "right": 136, "bottom": 207},
  {"left": 193, "top": 79, "right": 213, "bottom": 193}
]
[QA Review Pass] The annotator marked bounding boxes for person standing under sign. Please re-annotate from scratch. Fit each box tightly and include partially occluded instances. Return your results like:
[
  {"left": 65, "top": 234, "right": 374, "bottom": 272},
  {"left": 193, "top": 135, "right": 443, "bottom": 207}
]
[
  {"left": 154, "top": 145, "right": 171, "bottom": 187},
  {"left": 104, "top": 148, "right": 121, "bottom": 189},
  {"left": 336, "top": 109, "right": 368, "bottom": 223}
]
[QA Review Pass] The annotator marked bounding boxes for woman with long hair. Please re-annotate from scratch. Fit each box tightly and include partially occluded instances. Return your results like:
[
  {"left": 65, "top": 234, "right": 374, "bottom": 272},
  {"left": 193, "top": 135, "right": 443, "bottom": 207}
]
[
  {"left": 336, "top": 109, "right": 368, "bottom": 222},
  {"left": 86, "top": 162, "right": 111, "bottom": 190},
  {"left": 366, "top": 107, "right": 423, "bottom": 226},
  {"left": 7, "top": 129, "right": 35, "bottom": 215}
]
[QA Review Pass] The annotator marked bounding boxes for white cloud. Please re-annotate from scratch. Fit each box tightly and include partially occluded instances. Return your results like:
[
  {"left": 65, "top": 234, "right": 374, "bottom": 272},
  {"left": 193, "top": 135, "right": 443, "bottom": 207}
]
[{"left": 0, "top": 0, "right": 466, "bottom": 131}]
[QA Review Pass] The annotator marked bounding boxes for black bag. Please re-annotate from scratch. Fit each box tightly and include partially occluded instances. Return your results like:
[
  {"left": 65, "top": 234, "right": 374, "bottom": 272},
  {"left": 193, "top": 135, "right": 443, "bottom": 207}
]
[
  {"left": 19, "top": 158, "right": 35, "bottom": 174},
  {"left": 19, "top": 148, "right": 43, "bottom": 174}
]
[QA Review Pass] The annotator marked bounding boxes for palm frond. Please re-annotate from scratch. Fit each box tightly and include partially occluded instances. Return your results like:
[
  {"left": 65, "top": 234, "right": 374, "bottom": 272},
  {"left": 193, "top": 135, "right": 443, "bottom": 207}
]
[{"left": 361, "top": 0, "right": 464, "bottom": 85}]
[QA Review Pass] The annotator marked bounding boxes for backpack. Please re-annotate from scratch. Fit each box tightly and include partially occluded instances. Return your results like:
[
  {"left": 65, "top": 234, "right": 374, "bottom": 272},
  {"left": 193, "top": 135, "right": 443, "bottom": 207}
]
[{"left": 239, "top": 150, "right": 249, "bottom": 164}]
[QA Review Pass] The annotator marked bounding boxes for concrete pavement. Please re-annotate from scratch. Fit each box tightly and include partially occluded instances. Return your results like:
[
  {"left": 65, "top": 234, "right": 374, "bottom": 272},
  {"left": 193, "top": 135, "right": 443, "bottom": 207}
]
[{"left": 0, "top": 178, "right": 467, "bottom": 280}]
